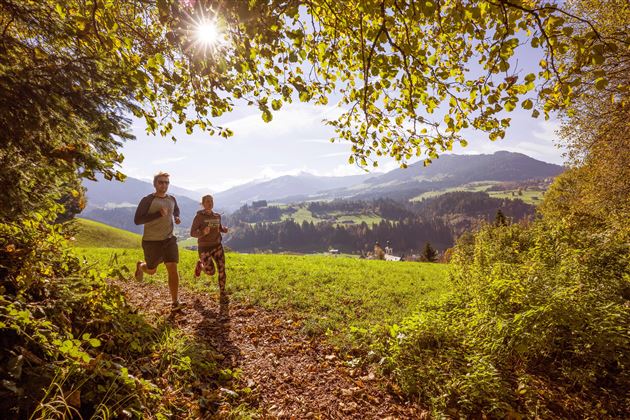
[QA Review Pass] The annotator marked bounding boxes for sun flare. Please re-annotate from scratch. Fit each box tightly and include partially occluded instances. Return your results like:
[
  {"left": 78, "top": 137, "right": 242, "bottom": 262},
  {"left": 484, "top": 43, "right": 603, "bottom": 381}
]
[{"left": 195, "top": 19, "right": 219, "bottom": 47}]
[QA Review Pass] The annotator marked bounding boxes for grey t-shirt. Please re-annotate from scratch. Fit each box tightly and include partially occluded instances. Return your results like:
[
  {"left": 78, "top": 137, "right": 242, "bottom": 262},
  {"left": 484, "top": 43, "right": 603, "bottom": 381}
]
[{"left": 134, "top": 194, "right": 180, "bottom": 241}]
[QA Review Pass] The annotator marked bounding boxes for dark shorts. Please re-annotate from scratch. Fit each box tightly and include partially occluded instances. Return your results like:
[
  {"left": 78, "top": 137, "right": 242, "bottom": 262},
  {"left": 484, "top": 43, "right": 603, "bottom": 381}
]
[{"left": 142, "top": 236, "right": 178, "bottom": 269}]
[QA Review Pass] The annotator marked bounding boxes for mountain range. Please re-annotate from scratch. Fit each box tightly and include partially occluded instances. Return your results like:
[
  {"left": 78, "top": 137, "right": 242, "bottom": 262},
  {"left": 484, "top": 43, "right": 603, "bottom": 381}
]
[
  {"left": 80, "top": 151, "right": 564, "bottom": 232},
  {"left": 213, "top": 151, "right": 564, "bottom": 209}
]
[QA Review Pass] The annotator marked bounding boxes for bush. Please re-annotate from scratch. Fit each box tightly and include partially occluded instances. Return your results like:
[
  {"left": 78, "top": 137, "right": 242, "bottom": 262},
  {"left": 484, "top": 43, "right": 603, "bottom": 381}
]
[
  {"left": 384, "top": 219, "right": 630, "bottom": 418},
  {"left": 0, "top": 212, "right": 228, "bottom": 418}
]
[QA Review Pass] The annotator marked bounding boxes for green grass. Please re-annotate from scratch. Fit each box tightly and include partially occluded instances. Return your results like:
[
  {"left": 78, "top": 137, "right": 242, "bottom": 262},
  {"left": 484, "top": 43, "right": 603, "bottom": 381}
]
[
  {"left": 410, "top": 181, "right": 499, "bottom": 201},
  {"left": 75, "top": 247, "right": 451, "bottom": 337},
  {"left": 177, "top": 237, "right": 198, "bottom": 248},
  {"left": 333, "top": 212, "right": 382, "bottom": 226},
  {"left": 487, "top": 189, "right": 543, "bottom": 204},
  {"left": 70, "top": 218, "right": 141, "bottom": 248},
  {"left": 281, "top": 207, "right": 325, "bottom": 224},
  {"left": 279, "top": 206, "right": 384, "bottom": 226},
  {"left": 410, "top": 181, "right": 545, "bottom": 205}
]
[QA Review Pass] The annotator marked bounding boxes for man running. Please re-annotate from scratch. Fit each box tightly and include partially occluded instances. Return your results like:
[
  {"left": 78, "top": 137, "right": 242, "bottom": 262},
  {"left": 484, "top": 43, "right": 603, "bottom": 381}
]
[{"left": 133, "top": 171, "right": 184, "bottom": 310}]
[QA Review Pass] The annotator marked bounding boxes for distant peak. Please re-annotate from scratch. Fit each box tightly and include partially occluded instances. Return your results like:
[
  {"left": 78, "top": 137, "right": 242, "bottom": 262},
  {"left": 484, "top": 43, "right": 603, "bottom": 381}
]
[{"left": 493, "top": 150, "right": 523, "bottom": 156}]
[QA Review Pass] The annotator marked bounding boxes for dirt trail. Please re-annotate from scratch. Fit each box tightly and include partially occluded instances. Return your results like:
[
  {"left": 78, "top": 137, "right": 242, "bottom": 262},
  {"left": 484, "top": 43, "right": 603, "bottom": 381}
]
[{"left": 114, "top": 279, "right": 425, "bottom": 419}]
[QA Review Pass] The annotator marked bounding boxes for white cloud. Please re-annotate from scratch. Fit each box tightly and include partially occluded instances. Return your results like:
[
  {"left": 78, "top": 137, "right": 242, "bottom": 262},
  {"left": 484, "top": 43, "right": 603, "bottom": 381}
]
[
  {"left": 532, "top": 120, "right": 562, "bottom": 143},
  {"left": 151, "top": 156, "right": 187, "bottom": 165},
  {"left": 120, "top": 166, "right": 153, "bottom": 182},
  {"left": 318, "top": 151, "right": 350, "bottom": 158},
  {"left": 256, "top": 163, "right": 288, "bottom": 168},
  {"left": 224, "top": 105, "right": 325, "bottom": 139},
  {"left": 257, "top": 165, "right": 324, "bottom": 179},
  {"left": 300, "top": 138, "right": 337, "bottom": 144}
]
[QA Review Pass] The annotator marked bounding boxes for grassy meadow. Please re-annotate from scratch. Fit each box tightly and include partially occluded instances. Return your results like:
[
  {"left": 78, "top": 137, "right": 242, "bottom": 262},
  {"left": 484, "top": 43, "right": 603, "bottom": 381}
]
[
  {"left": 278, "top": 205, "right": 385, "bottom": 226},
  {"left": 487, "top": 188, "right": 543, "bottom": 203},
  {"left": 71, "top": 217, "right": 141, "bottom": 248},
  {"left": 76, "top": 246, "right": 451, "bottom": 336},
  {"left": 71, "top": 221, "right": 451, "bottom": 342},
  {"left": 411, "top": 181, "right": 544, "bottom": 205}
]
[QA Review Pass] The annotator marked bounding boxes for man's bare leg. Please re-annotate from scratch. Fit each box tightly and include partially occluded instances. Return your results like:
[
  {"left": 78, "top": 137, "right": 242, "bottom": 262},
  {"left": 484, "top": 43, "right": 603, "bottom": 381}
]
[{"left": 164, "top": 262, "right": 180, "bottom": 305}]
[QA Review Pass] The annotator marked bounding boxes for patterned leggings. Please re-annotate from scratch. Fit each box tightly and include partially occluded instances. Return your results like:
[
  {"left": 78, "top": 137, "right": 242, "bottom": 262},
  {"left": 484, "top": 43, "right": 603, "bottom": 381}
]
[{"left": 199, "top": 244, "right": 226, "bottom": 290}]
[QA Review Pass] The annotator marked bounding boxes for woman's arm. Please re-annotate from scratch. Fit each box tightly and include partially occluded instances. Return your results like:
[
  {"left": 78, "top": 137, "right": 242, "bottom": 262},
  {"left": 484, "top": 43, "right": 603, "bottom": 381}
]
[{"left": 190, "top": 214, "right": 204, "bottom": 238}]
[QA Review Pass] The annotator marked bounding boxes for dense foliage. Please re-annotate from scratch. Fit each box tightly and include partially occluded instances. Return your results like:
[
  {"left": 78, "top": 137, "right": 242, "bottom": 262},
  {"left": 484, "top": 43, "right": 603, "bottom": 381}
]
[
  {"left": 383, "top": 218, "right": 629, "bottom": 417},
  {"left": 0, "top": 213, "right": 236, "bottom": 417},
  {"left": 226, "top": 195, "right": 535, "bottom": 253}
]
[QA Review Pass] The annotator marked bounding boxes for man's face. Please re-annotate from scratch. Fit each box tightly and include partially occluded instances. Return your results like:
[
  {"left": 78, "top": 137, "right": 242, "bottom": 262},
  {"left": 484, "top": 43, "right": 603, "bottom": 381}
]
[{"left": 155, "top": 176, "right": 170, "bottom": 194}]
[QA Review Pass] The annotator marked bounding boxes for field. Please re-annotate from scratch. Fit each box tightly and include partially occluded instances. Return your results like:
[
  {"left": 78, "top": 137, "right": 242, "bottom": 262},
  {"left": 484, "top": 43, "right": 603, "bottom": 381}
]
[
  {"left": 411, "top": 181, "right": 495, "bottom": 201},
  {"left": 71, "top": 218, "right": 141, "bottom": 248},
  {"left": 487, "top": 189, "right": 543, "bottom": 203},
  {"left": 177, "top": 237, "right": 198, "bottom": 248},
  {"left": 75, "top": 246, "right": 452, "bottom": 337},
  {"left": 279, "top": 205, "right": 385, "bottom": 226},
  {"left": 411, "top": 181, "right": 545, "bottom": 205}
]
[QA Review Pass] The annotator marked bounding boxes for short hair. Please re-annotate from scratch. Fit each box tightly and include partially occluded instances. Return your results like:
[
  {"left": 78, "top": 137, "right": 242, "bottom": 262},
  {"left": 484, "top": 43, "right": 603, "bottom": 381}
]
[
  {"left": 153, "top": 171, "right": 170, "bottom": 185},
  {"left": 201, "top": 194, "right": 214, "bottom": 204}
]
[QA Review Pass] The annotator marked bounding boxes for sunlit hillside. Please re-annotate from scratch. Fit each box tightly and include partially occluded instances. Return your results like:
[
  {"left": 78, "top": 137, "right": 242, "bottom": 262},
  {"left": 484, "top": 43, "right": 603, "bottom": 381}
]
[{"left": 71, "top": 218, "right": 141, "bottom": 249}]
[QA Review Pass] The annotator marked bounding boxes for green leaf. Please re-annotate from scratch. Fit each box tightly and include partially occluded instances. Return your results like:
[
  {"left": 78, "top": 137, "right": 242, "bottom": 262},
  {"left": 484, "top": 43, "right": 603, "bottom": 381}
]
[
  {"left": 54, "top": 3, "right": 66, "bottom": 18},
  {"left": 262, "top": 110, "right": 273, "bottom": 122},
  {"left": 299, "top": 91, "right": 310, "bottom": 102}
]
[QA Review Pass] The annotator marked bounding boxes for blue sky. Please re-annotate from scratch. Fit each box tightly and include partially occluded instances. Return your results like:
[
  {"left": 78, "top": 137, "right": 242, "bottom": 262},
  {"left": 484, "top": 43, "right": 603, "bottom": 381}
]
[
  {"left": 121, "top": 22, "right": 563, "bottom": 192},
  {"left": 119, "top": 101, "right": 565, "bottom": 193},
  {"left": 119, "top": 25, "right": 566, "bottom": 192}
]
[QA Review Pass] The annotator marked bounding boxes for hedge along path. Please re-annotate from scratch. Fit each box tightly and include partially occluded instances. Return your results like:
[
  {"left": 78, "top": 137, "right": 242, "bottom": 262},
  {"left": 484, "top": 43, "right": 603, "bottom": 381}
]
[{"left": 113, "top": 278, "right": 426, "bottom": 419}]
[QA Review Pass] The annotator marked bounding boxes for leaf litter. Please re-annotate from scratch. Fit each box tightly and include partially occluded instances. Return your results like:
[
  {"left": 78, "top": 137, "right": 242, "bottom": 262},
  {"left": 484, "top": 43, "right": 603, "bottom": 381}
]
[{"left": 114, "top": 278, "right": 427, "bottom": 418}]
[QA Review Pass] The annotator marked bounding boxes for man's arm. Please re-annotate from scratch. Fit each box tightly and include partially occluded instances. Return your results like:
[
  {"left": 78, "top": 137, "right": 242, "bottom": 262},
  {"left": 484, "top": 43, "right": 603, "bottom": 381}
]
[
  {"left": 134, "top": 195, "right": 161, "bottom": 225},
  {"left": 171, "top": 196, "right": 180, "bottom": 218},
  {"left": 171, "top": 196, "right": 181, "bottom": 224}
]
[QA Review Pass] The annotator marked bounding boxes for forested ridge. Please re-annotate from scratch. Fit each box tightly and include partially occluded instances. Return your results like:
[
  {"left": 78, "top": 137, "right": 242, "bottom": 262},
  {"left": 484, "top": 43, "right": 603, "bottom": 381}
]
[{"left": 225, "top": 194, "right": 535, "bottom": 254}]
